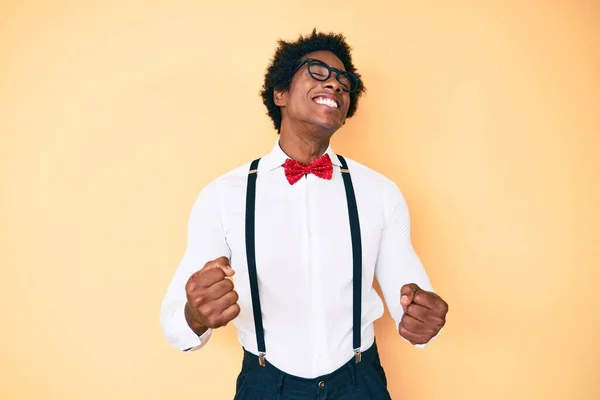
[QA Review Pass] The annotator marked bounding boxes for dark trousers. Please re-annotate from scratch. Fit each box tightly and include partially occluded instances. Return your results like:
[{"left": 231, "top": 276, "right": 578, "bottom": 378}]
[{"left": 233, "top": 341, "right": 392, "bottom": 400}]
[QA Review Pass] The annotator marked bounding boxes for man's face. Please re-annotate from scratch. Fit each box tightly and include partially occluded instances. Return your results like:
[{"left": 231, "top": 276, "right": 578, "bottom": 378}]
[{"left": 275, "top": 50, "right": 352, "bottom": 133}]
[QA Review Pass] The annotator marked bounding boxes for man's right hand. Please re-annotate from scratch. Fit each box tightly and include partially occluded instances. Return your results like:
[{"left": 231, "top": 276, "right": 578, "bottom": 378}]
[{"left": 184, "top": 256, "right": 240, "bottom": 335}]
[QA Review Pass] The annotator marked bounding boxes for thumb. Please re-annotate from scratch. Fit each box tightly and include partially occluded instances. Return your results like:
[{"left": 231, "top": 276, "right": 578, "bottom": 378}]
[
  {"left": 203, "top": 256, "right": 235, "bottom": 277},
  {"left": 400, "top": 283, "right": 420, "bottom": 310}
]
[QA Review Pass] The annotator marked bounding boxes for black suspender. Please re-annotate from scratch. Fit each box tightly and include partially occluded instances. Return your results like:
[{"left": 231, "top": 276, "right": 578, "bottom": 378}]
[
  {"left": 338, "top": 155, "right": 364, "bottom": 363},
  {"left": 244, "top": 158, "right": 266, "bottom": 366},
  {"left": 244, "top": 155, "right": 363, "bottom": 367}
]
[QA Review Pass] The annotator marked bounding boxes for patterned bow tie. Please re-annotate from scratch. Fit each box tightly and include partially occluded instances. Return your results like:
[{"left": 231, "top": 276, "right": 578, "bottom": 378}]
[{"left": 283, "top": 154, "right": 333, "bottom": 185}]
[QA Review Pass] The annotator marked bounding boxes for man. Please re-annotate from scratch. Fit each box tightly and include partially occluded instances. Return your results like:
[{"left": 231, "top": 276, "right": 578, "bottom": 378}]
[{"left": 160, "top": 30, "right": 449, "bottom": 399}]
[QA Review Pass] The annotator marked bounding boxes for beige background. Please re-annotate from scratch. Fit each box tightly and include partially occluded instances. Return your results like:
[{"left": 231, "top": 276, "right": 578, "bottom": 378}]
[{"left": 1, "top": 1, "right": 599, "bottom": 399}]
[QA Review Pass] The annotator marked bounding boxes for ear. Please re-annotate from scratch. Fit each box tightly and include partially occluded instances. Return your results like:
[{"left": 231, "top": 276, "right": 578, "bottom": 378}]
[{"left": 273, "top": 88, "right": 287, "bottom": 107}]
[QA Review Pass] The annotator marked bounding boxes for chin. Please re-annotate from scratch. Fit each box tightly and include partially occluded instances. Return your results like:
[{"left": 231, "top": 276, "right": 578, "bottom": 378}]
[{"left": 312, "top": 118, "right": 343, "bottom": 133}]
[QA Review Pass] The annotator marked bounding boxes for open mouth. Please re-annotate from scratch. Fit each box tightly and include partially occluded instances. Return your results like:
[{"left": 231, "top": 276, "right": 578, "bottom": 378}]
[{"left": 312, "top": 96, "right": 339, "bottom": 109}]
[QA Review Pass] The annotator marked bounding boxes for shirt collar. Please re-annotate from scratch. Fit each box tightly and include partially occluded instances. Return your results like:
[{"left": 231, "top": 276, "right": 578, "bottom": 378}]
[{"left": 260, "top": 138, "right": 342, "bottom": 172}]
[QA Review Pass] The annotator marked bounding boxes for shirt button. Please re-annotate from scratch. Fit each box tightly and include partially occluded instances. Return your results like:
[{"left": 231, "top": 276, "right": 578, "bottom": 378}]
[{"left": 318, "top": 381, "right": 325, "bottom": 389}]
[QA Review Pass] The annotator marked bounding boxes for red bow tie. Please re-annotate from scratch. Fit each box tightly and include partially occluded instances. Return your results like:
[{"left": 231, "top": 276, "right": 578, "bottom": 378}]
[{"left": 283, "top": 154, "right": 333, "bottom": 185}]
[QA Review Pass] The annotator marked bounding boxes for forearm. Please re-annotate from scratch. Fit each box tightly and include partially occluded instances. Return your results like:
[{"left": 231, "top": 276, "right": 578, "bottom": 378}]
[
  {"left": 159, "top": 180, "right": 228, "bottom": 351},
  {"left": 375, "top": 180, "right": 434, "bottom": 328},
  {"left": 378, "top": 247, "right": 433, "bottom": 326}
]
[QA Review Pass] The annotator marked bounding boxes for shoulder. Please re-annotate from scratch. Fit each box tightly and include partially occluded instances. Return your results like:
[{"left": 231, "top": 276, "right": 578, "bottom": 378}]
[
  {"left": 336, "top": 155, "right": 399, "bottom": 190},
  {"left": 192, "top": 158, "right": 258, "bottom": 203},
  {"left": 213, "top": 160, "right": 255, "bottom": 187},
  {"left": 336, "top": 154, "right": 408, "bottom": 208}
]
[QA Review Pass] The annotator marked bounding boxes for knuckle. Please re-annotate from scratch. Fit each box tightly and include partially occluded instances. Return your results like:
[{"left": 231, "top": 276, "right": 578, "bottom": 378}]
[
  {"left": 399, "top": 324, "right": 408, "bottom": 336},
  {"left": 434, "top": 297, "right": 448, "bottom": 311},
  {"left": 209, "top": 315, "right": 222, "bottom": 328},
  {"left": 400, "top": 328, "right": 415, "bottom": 341},
  {"left": 438, "top": 320, "right": 446, "bottom": 330},
  {"left": 214, "top": 268, "right": 226, "bottom": 280},
  {"left": 400, "top": 317, "right": 406, "bottom": 329},
  {"left": 190, "top": 296, "right": 203, "bottom": 309},
  {"left": 414, "top": 291, "right": 427, "bottom": 303},
  {"left": 199, "top": 303, "right": 215, "bottom": 318},
  {"left": 195, "top": 293, "right": 207, "bottom": 307},
  {"left": 206, "top": 314, "right": 220, "bottom": 328},
  {"left": 205, "top": 320, "right": 216, "bottom": 329},
  {"left": 185, "top": 280, "right": 197, "bottom": 293},
  {"left": 222, "top": 294, "right": 234, "bottom": 307},
  {"left": 190, "top": 270, "right": 202, "bottom": 279},
  {"left": 442, "top": 301, "right": 449, "bottom": 313},
  {"left": 231, "top": 303, "right": 241, "bottom": 317},
  {"left": 215, "top": 256, "right": 229, "bottom": 263},
  {"left": 215, "top": 312, "right": 231, "bottom": 328},
  {"left": 425, "top": 312, "right": 438, "bottom": 324}
]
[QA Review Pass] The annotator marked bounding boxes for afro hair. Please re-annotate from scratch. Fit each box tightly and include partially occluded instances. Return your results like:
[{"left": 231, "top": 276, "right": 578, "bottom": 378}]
[{"left": 260, "top": 29, "right": 366, "bottom": 132}]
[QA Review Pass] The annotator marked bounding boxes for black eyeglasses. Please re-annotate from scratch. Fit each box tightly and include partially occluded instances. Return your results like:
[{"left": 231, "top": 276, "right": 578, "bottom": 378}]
[{"left": 292, "top": 58, "right": 360, "bottom": 93}]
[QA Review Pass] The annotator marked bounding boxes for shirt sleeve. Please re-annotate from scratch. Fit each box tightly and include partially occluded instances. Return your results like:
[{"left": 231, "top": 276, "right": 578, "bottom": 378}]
[
  {"left": 374, "top": 180, "right": 436, "bottom": 347},
  {"left": 160, "top": 180, "right": 231, "bottom": 352}
]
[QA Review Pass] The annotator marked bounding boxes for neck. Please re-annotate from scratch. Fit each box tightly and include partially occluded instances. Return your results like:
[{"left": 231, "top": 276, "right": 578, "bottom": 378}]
[{"left": 278, "top": 122, "right": 334, "bottom": 164}]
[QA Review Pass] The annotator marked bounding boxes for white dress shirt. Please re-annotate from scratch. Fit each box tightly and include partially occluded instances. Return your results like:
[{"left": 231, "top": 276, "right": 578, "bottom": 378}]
[{"left": 160, "top": 140, "right": 434, "bottom": 378}]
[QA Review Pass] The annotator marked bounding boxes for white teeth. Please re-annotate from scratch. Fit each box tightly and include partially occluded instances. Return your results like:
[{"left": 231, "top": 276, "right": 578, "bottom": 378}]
[{"left": 314, "top": 97, "right": 338, "bottom": 108}]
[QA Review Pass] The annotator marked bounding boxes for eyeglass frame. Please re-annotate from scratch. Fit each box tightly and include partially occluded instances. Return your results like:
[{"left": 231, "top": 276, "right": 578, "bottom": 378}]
[{"left": 291, "top": 58, "right": 360, "bottom": 93}]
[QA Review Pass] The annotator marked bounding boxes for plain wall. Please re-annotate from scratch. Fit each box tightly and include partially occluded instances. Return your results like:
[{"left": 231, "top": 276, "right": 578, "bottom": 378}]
[{"left": 1, "top": 1, "right": 598, "bottom": 399}]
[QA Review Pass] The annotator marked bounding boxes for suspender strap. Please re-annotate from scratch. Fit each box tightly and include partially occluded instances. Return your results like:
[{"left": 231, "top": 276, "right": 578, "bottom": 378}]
[
  {"left": 244, "top": 155, "right": 363, "bottom": 366},
  {"left": 245, "top": 158, "right": 266, "bottom": 366},
  {"left": 337, "top": 155, "right": 363, "bottom": 363}
]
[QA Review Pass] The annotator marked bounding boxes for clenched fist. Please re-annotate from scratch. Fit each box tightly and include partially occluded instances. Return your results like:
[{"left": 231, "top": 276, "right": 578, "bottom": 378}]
[
  {"left": 184, "top": 256, "right": 241, "bottom": 335},
  {"left": 399, "top": 283, "right": 448, "bottom": 345}
]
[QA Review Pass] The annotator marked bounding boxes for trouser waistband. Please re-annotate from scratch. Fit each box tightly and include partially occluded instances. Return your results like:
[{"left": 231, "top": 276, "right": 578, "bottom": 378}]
[{"left": 241, "top": 340, "right": 382, "bottom": 382}]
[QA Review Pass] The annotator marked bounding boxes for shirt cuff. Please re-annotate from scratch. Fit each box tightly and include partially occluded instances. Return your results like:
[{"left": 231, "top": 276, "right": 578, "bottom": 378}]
[
  {"left": 183, "top": 328, "right": 212, "bottom": 352},
  {"left": 167, "top": 301, "right": 212, "bottom": 352}
]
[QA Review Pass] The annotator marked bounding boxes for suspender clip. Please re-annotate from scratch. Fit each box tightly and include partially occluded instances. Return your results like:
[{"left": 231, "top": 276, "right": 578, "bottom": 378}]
[
  {"left": 258, "top": 352, "right": 266, "bottom": 367},
  {"left": 354, "top": 348, "right": 362, "bottom": 363}
]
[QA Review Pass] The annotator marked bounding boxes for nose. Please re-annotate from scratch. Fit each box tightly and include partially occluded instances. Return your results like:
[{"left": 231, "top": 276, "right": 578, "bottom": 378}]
[{"left": 323, "top": 76, "right": 343, "bottom": 93}]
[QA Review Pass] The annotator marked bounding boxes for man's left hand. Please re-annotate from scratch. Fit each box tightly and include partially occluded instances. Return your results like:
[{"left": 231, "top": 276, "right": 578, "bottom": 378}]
[{"left": 399, "top": 283, "right": 448, "bottom": 345}]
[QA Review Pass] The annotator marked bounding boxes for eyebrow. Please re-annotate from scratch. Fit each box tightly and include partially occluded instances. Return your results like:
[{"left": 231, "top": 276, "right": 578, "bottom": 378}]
[{"left": 305, "top": 58, "right": 347, "bottom": 72}]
